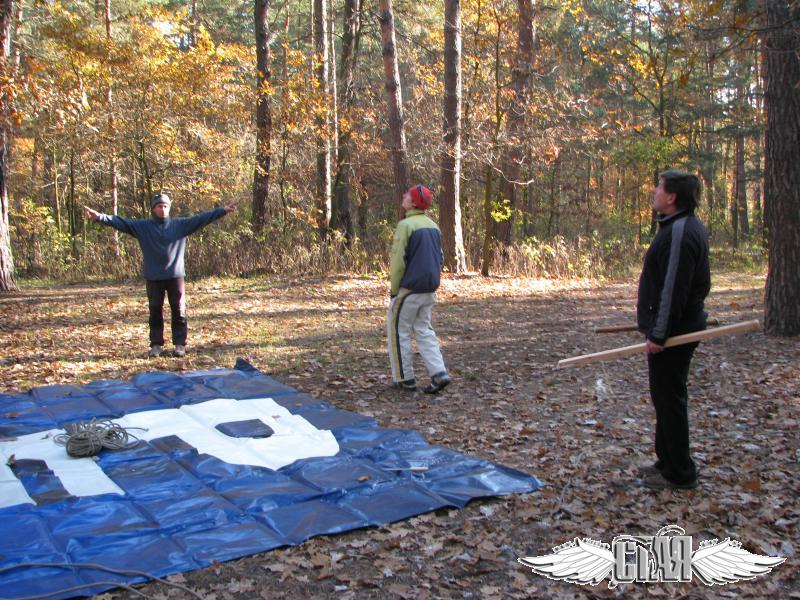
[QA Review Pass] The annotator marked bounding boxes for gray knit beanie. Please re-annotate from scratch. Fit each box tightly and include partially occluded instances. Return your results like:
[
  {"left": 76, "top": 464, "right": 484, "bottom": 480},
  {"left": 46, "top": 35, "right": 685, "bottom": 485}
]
[{"left": 151, "top": 193, "right": 171, "bottom": 209}]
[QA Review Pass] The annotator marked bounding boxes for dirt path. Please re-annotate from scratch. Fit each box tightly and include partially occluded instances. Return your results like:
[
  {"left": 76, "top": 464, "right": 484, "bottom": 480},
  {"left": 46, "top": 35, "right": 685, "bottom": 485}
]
[{"left": 1, "top": 272, "right": 797, "bottom": 599}]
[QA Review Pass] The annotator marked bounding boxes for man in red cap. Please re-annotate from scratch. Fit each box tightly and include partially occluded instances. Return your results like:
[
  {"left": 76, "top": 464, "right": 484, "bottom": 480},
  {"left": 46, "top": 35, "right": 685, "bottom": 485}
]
[{"left": 387, "top": 184, "right": 450, "bottom": 394}]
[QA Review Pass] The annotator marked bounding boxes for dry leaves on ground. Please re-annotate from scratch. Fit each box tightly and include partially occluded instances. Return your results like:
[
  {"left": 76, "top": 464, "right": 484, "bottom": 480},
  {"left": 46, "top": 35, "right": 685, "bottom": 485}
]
[{"left": 0, "top": 271, "right": 797, "bottom": 599}]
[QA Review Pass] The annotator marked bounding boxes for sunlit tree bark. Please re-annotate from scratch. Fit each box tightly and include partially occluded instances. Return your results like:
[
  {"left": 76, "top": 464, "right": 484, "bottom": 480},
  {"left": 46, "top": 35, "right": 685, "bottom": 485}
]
[
  {"left": 103, "top": 0, "right": 119, "bottom": 256},
  {"left": 378, "top": 0, "right": 409, "bottom": 219},
  {"left": 0, "top": 0, "right": 16, "bottom": 291},
  {"left": 479, "top": 3, "right": 505, "bottom": 276},
  {"left": 314, "top": 0, "right": 331, "bottom": 238},
  {"left": 440, "top": 0, "right": 467, "bottom": 273},
  {"left": 332, "top": 0, "right": 361, "bottom": 244}
]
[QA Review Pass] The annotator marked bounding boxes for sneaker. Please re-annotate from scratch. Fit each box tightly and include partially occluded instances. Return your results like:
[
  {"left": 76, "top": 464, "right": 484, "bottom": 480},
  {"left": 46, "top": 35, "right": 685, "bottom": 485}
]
[
  {"left": 392, "top": 378, "right": 417, "bottom": 392},
  {"left": 637, "top": 463, "right": 661, "bottom": 478},
  {"left": 148, "top": 345, "right": 163, "bottom": 358},
  {"left": 173, "top": 345, "right": 186, "bottom": 358},
  {"left": 423, "top": 372, "right": 451, "bottom": 394},
  {"left": 641, "top": 471, "right": 698, "bottom": 490}
]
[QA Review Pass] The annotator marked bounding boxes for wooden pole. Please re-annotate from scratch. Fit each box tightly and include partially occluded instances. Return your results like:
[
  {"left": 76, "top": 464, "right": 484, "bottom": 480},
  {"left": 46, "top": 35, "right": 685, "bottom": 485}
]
[
  {"left": 594, "top": 317, "right": 719, "bottom": 334},
  {"left": 557, "top": 320, "right": 760, "bottom": 369}
]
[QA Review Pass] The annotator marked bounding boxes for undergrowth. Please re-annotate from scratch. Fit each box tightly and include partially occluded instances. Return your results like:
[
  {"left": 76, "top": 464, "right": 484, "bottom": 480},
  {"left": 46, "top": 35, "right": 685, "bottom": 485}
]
[{"left": 9, "top": 218, "right": 766, "bottom": 284}]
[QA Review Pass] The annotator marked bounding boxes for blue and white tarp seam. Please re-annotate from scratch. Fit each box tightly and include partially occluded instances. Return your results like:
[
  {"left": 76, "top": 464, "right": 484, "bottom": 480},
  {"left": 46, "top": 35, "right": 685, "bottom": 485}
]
[{"left": 0, "top": 359, "right": 541, "bottom": 599}]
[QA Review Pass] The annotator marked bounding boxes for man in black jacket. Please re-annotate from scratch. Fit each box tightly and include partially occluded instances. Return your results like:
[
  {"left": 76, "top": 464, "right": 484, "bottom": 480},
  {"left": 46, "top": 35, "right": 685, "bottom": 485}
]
[{"left": 636, "top": 169, "right": 710, "bottom": 490}]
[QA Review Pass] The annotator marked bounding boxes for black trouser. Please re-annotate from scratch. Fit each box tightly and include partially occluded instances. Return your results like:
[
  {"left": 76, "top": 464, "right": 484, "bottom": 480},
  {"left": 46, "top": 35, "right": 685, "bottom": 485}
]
[
  {"left": 146, "top": 278, "right": 187, "bottom": 347},
  {"left": 647, "top": 343, "right": 698, "bottom": 485}
]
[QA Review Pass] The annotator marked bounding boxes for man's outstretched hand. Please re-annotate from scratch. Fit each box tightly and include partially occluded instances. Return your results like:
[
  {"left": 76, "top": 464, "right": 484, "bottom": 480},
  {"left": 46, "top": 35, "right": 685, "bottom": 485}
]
[
  {"left": 224, "top": 203, "right": 237, "bottom": 215},
  {"left": 84, "top": 206, "right": 101, "bottom": 221}
]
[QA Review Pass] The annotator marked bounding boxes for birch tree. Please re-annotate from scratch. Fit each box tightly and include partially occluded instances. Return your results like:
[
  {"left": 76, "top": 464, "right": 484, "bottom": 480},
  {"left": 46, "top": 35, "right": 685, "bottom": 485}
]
[
  {"left": 314, "top": 0, "right": 331, "bottom": 237},
  {"left": 0, "top": 0, "right": 16, "bottom": 291}
]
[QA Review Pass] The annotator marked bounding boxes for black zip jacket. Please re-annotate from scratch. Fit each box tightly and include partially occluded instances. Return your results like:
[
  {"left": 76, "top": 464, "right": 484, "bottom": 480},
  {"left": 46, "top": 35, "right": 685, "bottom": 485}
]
[{"left": 637, "top": 210, "right": 711, "bottom": 345}]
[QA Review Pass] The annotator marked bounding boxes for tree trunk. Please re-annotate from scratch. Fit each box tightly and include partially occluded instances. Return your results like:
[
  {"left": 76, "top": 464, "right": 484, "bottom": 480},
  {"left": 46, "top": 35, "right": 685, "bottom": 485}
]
[
  {"left": 635, "top": 169, "right": 642, "bottom": 245},
  {"left": 480, "top": 5, "right": 505, "bottom": 275},
  {"left": 0, "top": 0, "right": 16, "bottom": 291},
  {"left": 440, "top": 0, "right": 467, "bottom": 273},
  {"left": 189, "top": 0, "right": 198, "bottom": 47},
  {"left": 737, "top": 137, "right": 750, "bottom": 237},
  {"left": 10, "top": 0, "right": 19, "bottom": 68},
  {"left": 495, "top": 0, "right": 535, "bottom": 247},
  {"left": 377, "top": 0, "right": 409, "bottom": 219},
  {"left": 47, "top": 147, "right": 62, "bottom": 232},
  {"left": 753, "top": 39, "right": 765, "bottom": 242},
  {"left": 3, "top": 0, "right": 19, "bottom": 168},
  {"left": 524, "top": 146, "right": 536, "bottom": 237},
  {"left": 357, "top": 179, "right": 368, "bottom": 241},
  {"left": 762, "top": 0, "right": 800, "bottom": 335},
  {"left": 733, "top": 128, "right": 749, "bottom": 245},
  {"left": 314, "top": 0, "right": 331, "bottom": 238},
  {"left": 584, "top": 155, "right": 592, "bottom": 236},
  {"left": 104, "top": 0, "right": 119, "bottom": 256},
  {"left": 699, "top": 42, "right": 718, "bottom": 236},
  {"left": 546, "top": 154, "right": 559, "bottom": 237},
  {"left": 277, "top": 12, "right": 289, "bottom": 227},
  {"left": 649, "top": 168, "right": 659, "bottom": 236},
  {"left": 753, "top": 151, "right": 763, "bottom": 237},
  {"left": 700, "top": 120, "right": 716, "bottom": 236},
  {"left": 332, "top": 0, "right": 361, "bottom": 245},
  {"left": 480, "top": 162, "right": 495, "bottom": 276},
  {"left": 252, "top": 0, "right": 272, "bottom": 234},
  {"left": 137, "top": 140, "right": 153, "bottom": 213},
  {"left": 328, "top": 0, "right": 338, "bottom": 158},
  {"left": 31, "top": 133, "right": 39, "bottom": 181},
  {"left": 68, "top": 149, "right": 79, "bottom": 258}
]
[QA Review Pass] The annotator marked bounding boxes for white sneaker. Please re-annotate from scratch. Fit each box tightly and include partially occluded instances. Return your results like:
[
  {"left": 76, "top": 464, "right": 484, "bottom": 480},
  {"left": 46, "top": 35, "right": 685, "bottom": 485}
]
[{"left": 148, "top": 345, "right": 163, "bottom": 358}]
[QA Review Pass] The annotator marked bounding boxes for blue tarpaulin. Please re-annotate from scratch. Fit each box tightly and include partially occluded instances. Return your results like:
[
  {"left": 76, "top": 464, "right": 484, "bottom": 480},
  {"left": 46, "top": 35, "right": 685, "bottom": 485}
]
[{"left": 0, "top": 360, "right": 541, "bottom": 599}]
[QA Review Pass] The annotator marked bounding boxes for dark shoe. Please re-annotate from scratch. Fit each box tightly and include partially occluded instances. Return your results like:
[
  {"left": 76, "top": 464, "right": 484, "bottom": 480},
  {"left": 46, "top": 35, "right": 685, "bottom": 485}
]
[
  {"left": 641, "top": 472, "right": 698, "bottom": 490},
  {"left": 173, "top": 345, "right": 186, "bottom": 358},
  {"left": 392, "top": 378, "right": 417, "bottom": 392},
  {"left": 423, "top": 372, "right": 451, "bottom": 394},
  {"left": 637, "top": 463, "right": 661, "bottom": 478},
  {"left": 148, "top": 345, "right": 163, "bottom": 358}
]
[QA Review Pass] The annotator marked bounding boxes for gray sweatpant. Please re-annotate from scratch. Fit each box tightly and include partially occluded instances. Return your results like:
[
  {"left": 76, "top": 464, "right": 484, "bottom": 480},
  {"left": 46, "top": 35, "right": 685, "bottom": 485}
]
[{"left": 387, "top": 289, "right": 446, "bottom": 383}]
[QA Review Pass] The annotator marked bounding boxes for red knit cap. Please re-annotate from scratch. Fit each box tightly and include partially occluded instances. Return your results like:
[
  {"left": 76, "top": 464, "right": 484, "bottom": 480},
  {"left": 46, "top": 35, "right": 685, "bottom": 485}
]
[{"left": 408, "top": 184, "right": 433, "bottom": 209}]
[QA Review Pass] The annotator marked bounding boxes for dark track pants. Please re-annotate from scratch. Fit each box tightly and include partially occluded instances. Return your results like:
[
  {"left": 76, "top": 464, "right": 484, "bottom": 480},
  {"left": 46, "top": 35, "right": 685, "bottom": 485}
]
[
  {"left": 146, "top": 277, "right": 187, "bottom": 347},
  {"left": 647, "top": 343, "right": 698, "bottom": 485}
]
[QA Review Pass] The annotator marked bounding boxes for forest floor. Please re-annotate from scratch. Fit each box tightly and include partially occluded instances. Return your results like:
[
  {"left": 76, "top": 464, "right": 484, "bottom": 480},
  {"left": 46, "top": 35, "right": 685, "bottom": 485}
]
[{"left": 0, "top": 269, "right": 798, "bottom": 600}]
